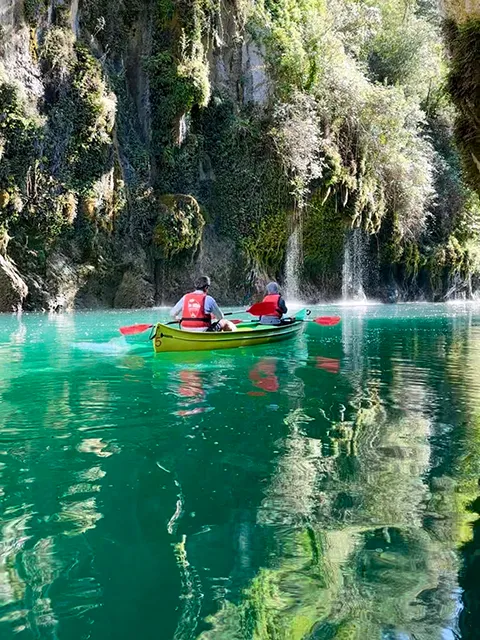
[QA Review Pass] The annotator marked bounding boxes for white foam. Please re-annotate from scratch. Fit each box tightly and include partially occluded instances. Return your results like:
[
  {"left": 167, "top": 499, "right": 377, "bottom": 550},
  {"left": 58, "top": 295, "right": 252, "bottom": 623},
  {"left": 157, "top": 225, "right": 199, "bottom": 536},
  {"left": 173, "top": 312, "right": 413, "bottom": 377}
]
[{"left": 73, "top": 336, "right": 132, "bottom": 354}]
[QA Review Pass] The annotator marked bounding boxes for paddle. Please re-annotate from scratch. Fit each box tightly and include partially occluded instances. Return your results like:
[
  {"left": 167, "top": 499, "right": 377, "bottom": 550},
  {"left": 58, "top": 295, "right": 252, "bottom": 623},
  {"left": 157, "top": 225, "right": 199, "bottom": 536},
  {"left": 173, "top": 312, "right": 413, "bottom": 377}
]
[
  {"left": 246, "top": 301, "right": 278, "bottom": 316},
  {"left": 120, "top": 312, "right": 242, "bottom": 336},
  {"left": 119, "top": 307, "right": 341, "bottom": 335},
  {"left": 247, "top": 302, "right": 341, "bottom": 326},
  {"left": 120, "top": 323, "right": 155, "bottom": 336},
  {"left": 313, "top": 316, "right": 341, "bottom": 326}
]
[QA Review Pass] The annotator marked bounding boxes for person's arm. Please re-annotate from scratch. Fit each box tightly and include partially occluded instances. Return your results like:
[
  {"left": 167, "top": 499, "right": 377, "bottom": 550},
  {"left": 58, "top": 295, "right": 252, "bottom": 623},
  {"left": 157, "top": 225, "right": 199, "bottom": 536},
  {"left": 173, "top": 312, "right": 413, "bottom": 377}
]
[
  {"left": 279, "top": 296, "right": 288, "bottom": 314},
  {"left": 170, "top": 296, "right": 184, "bottom": 319},
  {"left": 205, "top": 295, "right": 224, "bottom": 320}
]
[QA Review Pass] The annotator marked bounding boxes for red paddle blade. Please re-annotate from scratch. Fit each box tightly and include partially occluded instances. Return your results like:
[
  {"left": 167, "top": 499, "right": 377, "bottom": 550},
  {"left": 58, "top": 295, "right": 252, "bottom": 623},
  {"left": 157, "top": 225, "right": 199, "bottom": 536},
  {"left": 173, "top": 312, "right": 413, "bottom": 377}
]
[
  {"left": 314, "top": 316, "right": 341, "bottom": 326},
  {"left": 231, "top": 319, "right": 243, "bottom": 324},
  {"left": 119, "top": 323, "right": 153, "bottom": 336},
  {"left": 246, "top": 302, "right": 278, "bottom": 316}
]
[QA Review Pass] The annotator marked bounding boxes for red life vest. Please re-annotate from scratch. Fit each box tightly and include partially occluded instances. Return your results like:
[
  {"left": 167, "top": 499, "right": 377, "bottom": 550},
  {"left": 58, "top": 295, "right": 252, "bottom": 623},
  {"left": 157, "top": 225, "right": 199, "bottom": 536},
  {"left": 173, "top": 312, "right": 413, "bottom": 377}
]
[
  {"left": 262, "top": 293, "right": 282, "bottom": 318},
  {"left": 181, "top": 293, "right": 211, "bottom": 329}
]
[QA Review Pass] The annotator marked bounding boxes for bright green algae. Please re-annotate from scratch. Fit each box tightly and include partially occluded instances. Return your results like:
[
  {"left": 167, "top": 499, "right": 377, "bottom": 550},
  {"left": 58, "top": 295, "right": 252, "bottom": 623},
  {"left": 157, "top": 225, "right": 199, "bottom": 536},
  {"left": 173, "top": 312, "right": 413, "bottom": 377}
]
[{"left": 1, "top": 303, "right": 480, "bottom": 639}]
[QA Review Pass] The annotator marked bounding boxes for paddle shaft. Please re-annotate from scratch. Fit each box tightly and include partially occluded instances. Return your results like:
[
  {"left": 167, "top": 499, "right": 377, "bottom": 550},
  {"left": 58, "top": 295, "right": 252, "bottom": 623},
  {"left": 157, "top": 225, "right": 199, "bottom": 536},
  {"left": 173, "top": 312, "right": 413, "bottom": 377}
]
[
  {"left": 120, "top": 310, "right": 340, "bottom": 335},
  {"left": 166, "top": 311, "right": 235, "bottom": 325}
]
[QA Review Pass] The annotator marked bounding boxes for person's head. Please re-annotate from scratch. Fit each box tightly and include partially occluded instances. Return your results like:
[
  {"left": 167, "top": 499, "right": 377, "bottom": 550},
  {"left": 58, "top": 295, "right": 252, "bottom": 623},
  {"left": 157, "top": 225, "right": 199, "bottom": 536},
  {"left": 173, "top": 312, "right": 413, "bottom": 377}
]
[
  {"left": 266, "top": 281, "right": 279, "bottom": 295},
  {"left": 195, "top": 275, "right": 211, "bottom": 292}
]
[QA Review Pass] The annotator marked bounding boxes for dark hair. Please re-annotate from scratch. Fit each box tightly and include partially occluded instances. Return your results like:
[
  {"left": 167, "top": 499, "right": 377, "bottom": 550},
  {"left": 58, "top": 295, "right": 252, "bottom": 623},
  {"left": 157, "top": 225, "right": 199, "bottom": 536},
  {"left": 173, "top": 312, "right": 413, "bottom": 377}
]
[{"left": 195, "top": 275, "right": 211, "bottom": 291}]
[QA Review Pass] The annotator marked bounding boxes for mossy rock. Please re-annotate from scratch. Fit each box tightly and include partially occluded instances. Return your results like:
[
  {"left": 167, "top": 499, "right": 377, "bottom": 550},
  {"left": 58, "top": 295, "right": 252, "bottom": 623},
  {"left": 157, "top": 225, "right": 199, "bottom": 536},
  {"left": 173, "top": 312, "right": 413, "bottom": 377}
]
[
  {"left": 0, "top": 225, "right": 10, "bottom": 256},
  {"left": 82, "top": 196, "right": 97, "bottom": 220},
  {"left": 445, "top": 18, "right": 480, "bottom": 195},
  {"left": 23, "top": 0, "right": 47, "bottom": 25},
  {"left": 242, "top": 209, "right": 290, "bottom": 275},
  {"left": 61, "top": 192, "right": 77, "bottom": 225},
  {"left": 153, "top": 194, "right": 205, "bottom": 258},
  {"left": 404, "top": 241, "right": 426, "bottom": 279},
  {"left": 303, "top": 192, "right": 346, "bottom": 292},
  {"left": 0, "top": 191, "right": 10, "bottom": 208}
]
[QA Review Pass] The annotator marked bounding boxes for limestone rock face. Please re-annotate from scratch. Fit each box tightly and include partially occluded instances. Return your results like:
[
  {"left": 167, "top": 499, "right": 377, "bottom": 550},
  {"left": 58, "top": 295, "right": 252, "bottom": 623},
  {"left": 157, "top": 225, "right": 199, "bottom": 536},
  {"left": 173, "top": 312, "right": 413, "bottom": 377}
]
[
  {"left": 114, "top": 270, "right": 155, "bottom": 309},
  {"left": 45, "top": 252, "right": 94, "bottom": 311},
  {"left": 0, "top": 255, "right": 28, "bottom": 311},
  {"left": 209, "top": 5, "right": 270, "bottom": 106},
  {"left": 443, "top": 0, "right": 480, "bottom": 22}
]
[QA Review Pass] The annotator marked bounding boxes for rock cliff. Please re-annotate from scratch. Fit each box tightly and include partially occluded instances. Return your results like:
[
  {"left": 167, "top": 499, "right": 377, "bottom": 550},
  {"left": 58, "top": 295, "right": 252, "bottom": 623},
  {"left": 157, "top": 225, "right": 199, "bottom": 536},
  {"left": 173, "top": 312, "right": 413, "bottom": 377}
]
[{"left": 0, "top": 0, "right": 479, "bottom": 309}]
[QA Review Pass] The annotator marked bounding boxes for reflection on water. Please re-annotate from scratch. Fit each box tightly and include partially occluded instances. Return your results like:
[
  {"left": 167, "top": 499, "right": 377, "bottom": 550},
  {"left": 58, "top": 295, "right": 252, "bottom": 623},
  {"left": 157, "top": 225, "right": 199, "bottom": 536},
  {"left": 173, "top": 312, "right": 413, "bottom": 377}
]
[
  {"left": 1, "top": 305, "right": 480, "bottom": 639},
  {"left": 249, "top": 358, "right": 279, "bottom": 395}
]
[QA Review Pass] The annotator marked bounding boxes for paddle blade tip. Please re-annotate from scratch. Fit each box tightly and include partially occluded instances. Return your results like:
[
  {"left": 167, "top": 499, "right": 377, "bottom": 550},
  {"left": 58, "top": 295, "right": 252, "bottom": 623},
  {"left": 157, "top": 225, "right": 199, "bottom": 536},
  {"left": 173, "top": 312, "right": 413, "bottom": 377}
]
[
  {"left": 314, "top": 316, "right": 341, "bottom": 326},
  {"left": 119, "top": 323, "right": 153, "bottom": 336}
]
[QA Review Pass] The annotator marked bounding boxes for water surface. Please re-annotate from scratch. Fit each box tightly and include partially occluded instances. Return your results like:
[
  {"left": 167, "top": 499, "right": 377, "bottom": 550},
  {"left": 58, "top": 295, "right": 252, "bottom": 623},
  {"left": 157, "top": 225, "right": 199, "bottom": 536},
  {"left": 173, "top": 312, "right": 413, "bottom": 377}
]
[{"left": 1, "top": 303, "right": 480, "bottom": 639}]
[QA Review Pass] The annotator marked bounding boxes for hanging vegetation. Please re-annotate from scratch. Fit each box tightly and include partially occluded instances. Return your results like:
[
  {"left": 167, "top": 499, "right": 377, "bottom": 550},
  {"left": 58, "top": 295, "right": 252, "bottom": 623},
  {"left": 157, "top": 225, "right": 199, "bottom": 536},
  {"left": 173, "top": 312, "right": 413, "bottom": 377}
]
[{"left": 0, "top": 0, "right": 479, "bottom": 307}]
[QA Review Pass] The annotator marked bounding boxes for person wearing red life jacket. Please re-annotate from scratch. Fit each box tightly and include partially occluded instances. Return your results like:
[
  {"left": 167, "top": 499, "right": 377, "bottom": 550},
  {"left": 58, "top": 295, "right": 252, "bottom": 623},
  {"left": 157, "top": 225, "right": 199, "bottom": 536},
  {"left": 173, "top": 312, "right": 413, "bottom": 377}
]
[
  {"left": 170, "top": 276, "right": 237, "bottom": 332},
  {"left": 260, "top": 282, "right": 288, "bottom": 325}
]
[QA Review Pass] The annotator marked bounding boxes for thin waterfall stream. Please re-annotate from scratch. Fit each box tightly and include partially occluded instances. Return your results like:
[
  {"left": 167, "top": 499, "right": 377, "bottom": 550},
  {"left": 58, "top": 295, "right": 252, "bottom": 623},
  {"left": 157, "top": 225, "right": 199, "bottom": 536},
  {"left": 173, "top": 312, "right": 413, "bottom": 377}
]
[
  {"left": 285, "top": 215, "right": 303, "bottom": 300},
  {"left": 342, "top": 228, "right": 368, "bottom": 301}
]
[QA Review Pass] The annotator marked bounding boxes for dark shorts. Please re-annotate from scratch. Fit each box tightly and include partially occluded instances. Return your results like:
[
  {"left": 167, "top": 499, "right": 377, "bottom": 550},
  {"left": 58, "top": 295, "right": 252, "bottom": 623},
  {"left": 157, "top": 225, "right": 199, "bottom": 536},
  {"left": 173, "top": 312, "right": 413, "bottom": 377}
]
[{"left": 206, "top": 321, "right": 222, "bottom": 332}]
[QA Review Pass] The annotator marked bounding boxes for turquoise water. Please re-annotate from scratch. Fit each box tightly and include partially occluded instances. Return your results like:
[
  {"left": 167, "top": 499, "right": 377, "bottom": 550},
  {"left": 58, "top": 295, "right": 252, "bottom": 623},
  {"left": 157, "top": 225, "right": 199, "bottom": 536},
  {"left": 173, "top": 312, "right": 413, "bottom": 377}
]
[{"left": 1, "top": 303, "right": 480, "bottom": 639}]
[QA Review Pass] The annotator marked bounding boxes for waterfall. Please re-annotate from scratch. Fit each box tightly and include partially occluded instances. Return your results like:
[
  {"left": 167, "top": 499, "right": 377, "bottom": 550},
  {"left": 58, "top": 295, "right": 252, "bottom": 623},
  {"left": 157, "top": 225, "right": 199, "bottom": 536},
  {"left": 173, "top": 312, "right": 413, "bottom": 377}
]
[
  {"left": 445, "top": 271, "right": 470, "bottom": 301},
  {"left": 70, "top": 0, "right": 80, "bottom": 36},
  {"left": 285, "top": 221, "right": 302, "bottom": 301},
  {"left": 342, "top": 228, "right": 367, "bottom": 301},
  {"left": 178, "top": 114, "right": 188, "bottom": 146}
]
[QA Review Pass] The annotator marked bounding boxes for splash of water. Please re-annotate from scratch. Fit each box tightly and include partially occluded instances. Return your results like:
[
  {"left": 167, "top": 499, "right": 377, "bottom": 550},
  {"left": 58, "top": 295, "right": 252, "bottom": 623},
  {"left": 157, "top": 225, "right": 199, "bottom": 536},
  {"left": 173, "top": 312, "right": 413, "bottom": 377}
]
[
  {"left": 342, "top": 228, "right": 367, "bottom": 302},
  {"left": 73, "top": 336, "right": 132, "bottom": 355}
]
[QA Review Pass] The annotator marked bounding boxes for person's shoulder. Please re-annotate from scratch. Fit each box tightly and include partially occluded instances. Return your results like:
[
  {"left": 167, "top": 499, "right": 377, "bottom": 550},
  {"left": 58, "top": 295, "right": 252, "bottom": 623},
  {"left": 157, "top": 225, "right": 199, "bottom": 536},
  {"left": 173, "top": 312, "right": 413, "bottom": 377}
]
[{"left": 205, "top": 294, "right": 217, "bottom": 305}]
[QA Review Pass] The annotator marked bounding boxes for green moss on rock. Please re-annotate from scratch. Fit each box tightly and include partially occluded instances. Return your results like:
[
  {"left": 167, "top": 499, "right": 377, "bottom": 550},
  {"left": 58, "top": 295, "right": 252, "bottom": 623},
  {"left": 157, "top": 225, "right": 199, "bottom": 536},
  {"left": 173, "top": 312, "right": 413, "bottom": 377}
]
[
  {"left": 147, "top": 0, "right": 213, "bottom": 189},
  {"left": 242, "top": 209, "right": 290, "bottom": 275},
  {"left": 23, "top": 0, "right": 47, "bottom": 25},
  {"left": 0, "top": 81, "right": 41, "bottom": 191},
  {"left": 0, "top": 191, "right": 10, "bottom": 209},
  {"left": 201, "top": 97, "right": 294, "bottom": 271},
  {"left": 445, "top": 18, "right": 480, "bottom": 195},
  {"left": 153, "top": 194, "right": 205, "bottom": 257},
  {"left": 303, "top": 192, "right": 346, "bottom": 292},
  {"left": 50, "top": 43, "right": 115, "bottom": 192}
]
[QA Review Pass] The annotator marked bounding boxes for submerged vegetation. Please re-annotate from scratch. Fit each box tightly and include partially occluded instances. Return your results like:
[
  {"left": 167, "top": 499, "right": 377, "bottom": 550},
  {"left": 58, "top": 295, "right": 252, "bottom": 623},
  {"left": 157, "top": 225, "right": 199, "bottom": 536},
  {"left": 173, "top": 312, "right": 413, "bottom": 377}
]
[{"left": 0, "top": 0, "right": 479, "bottom": 307}]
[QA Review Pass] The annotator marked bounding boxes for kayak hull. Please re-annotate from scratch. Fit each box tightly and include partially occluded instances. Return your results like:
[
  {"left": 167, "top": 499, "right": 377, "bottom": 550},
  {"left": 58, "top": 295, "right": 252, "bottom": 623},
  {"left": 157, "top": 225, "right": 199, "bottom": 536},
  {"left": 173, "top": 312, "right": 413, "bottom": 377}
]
[{"left": 152, "top": 316, "right": 307, "bottom": 353}]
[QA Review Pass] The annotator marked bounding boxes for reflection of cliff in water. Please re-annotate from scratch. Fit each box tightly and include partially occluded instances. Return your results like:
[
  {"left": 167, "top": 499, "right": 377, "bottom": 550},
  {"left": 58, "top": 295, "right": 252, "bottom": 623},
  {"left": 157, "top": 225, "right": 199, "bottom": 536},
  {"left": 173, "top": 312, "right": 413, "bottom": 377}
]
[
  {"left": 196, "top": 312, "right": 480, "bottom": 638},
  {"left": 459, "top": 496, "right": 480, "bottom": 639},
  {"left": 2, "top": 312, "right": 479, "bottom": 639},
  {"left": 199, "top": 379, "right": 459, "bottom": 639}
]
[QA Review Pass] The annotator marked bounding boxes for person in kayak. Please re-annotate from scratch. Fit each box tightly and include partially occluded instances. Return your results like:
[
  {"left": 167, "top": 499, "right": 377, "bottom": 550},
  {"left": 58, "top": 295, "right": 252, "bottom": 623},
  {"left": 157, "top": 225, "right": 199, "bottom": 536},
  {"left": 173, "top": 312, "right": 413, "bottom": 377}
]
[
  {"left": 170, "top": 276, "right": 237, "bottom": 332},
  {"left": 259, "top": 282, "right": 288, "bottom": 325}
]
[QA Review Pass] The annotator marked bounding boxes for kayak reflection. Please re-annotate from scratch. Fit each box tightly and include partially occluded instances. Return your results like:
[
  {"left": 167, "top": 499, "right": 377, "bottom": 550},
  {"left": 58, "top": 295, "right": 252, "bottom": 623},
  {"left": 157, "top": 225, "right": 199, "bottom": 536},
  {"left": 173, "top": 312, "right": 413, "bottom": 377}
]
[
  {"left": 316, "top": 356, "right": 340, "bottom": 374},
  {"left": 173, "top": 369, "right": 213, "bottom": 416},
  {"left": 248, "top": 358, "right": 279, "bottom": 395},
  {"left": 177, "top": 370, "right": 205, "bottom": 398}
]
